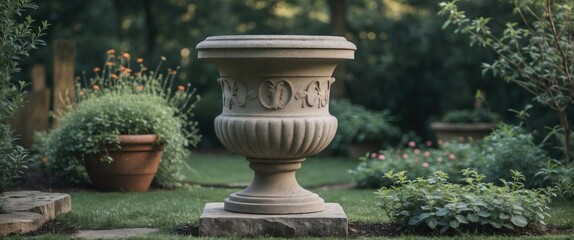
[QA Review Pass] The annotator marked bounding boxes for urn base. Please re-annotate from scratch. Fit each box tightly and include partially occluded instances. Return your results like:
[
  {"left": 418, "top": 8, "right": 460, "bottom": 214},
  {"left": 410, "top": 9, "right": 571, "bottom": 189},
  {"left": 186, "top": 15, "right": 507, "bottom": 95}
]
[{"left": 224, "top": 158, "right": 325, "bottom": 214}]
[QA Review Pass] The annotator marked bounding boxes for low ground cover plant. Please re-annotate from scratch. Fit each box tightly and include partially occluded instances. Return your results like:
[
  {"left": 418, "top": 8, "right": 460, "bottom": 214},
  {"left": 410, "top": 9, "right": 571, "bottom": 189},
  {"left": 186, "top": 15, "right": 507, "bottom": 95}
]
[
  {"left": 376, "top": 169, "right": 554, "bottom": 234},
  {"left": 38, "top": 51, "right": 201, "bottom": 188}
]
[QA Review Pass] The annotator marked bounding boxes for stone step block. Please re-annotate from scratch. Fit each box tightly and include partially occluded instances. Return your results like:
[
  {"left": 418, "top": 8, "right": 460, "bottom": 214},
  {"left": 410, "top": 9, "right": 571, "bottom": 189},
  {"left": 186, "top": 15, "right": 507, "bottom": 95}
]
[{"left": 0, "top": 191, "right": 71, "bottom": 236}]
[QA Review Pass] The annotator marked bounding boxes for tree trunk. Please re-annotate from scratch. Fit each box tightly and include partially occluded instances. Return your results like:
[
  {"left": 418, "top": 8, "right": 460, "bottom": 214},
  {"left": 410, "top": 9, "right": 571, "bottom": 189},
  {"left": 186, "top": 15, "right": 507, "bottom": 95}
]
[
  {"left": 143, "top": 0, "right": 157, "bottom": 57},
  {"left": 328, "top": 0, "right": 348, "bottom": 99}
]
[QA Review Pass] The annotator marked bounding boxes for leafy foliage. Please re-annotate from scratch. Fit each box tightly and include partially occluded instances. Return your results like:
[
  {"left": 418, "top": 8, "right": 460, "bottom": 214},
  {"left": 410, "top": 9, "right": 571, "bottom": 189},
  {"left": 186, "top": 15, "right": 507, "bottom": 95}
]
[
  {"left": 40, "top": 51, "right": 200, "bottom": 188},
  {"left": 0, "top": 0, "right": 47, "bottom": 192},
  {"left": 441, "top": 108, "right": 499, "bottom": 123},
  {"left": 536, "top": 159, "right": 574, "bottom": 200},
  {"left": 439, "top": 0, "right": 574, "bottom": 164},
  {"left": 25, "top": 0, "right": 544, "bottom": 144},
  {"left": 376, "top": 169, "right": 554, "bottom": 234},
  {"left": 330, "top": 98, "right": 400, "bottom": 149},
  {"left": 474, "top": 124, "right": 550, "bottom": 188},
  {"left": 350, "top": 139, "right": 475, "bottom": 188}
]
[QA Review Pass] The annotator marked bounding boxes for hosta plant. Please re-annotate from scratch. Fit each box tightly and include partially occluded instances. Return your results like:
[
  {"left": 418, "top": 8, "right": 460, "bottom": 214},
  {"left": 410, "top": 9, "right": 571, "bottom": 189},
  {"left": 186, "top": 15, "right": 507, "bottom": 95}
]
[{"left": 376, "top": 169, "right": 554, "bottom": 234}]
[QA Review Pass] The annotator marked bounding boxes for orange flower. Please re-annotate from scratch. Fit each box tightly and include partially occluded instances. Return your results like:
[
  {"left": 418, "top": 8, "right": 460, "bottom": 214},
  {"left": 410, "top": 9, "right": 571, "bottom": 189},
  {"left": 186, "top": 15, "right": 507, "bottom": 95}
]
[
  {"left": 111, "top": 74, "right": 119, "bottom": 79},
  {"left": 123, "top": 68, "right": 132, "bottom": 73},
  {"left": 121, "top": 52, "right": 130, "bottom": 59},
  {"left": 93, "top": 67, "right": 101, "bottom": 72},
  {"left": 106, "top": 62, "right": 115, "bottom": 66},
  {"left": 136, "top": 58, "right": 144, "bottom": 63},
  {"left": 92, "top": 85, "right": 100, "bottom": 91},
  {"left": 177, "top": 85, "right": 185, "bottom": 91},
  {"left": 171, "top": 70, "right": 177, "bottom": 75},
  {"left": 134, "top": 85, "right": 144, "bottom": 91},
  {"left": 106, "top": 49, "right": 116, "bottom": 55}
]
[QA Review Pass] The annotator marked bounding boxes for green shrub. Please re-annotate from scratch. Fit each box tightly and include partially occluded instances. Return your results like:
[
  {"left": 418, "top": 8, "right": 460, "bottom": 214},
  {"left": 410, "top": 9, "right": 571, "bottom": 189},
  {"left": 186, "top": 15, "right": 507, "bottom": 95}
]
[
  {"left": 536, "top": 160, "right": 574, "bottom": 200},
  {"left": 329, "top": 99, "right": 400, "bottom": 152},
  {"left": 376, "top": 169, "right": 554, "bottom": 234},
  {"left": 441, "top": 108, "right": 499, "bottom": 123},
  {"left": 40, "top": 51, "right": 200, "bottom": 188},
  {"left": 349, "top": 140, "right": 475, "bottom": 188},
  {"left": 473, "top": 124, "right": 549, "bottom": 188},
  {"left": 44, "top": 94, "right": 188, "bottom": 187},
  {"left": 0, "top": 0, "right": 47, "bottom": 193}
]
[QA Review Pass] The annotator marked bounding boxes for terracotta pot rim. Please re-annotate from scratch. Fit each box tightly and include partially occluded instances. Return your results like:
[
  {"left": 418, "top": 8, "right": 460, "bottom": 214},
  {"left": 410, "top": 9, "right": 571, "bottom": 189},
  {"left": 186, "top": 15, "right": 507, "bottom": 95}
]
[{"left": 117, "top": 134, "right": 160, "bottom": 143}]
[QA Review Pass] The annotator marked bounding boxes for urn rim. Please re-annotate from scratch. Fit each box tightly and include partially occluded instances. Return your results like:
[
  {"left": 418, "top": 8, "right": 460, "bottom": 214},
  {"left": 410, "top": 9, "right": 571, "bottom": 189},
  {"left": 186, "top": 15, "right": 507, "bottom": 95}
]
[{"left": 196, "top": 35, "right": 357, "bottom": 51}]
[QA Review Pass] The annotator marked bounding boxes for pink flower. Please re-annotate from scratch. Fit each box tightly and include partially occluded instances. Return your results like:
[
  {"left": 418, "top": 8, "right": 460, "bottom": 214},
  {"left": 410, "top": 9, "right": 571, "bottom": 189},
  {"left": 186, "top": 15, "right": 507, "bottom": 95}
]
[
  {"left": 448, "top": 154, "right": 456, "bottom": 160},
  {"left": 437, "top": 157, "right": 443, "bottom": 162},
  {"left": 438, "top": 139, "right": 444, "bottom": 145},
  {"left": 422, "top": 162, "right": 429, "bottom": 167},
  {"left": 402, "top": 153, "right": 409, "bottom": 159},
  {"left": 378, "top": 155, "right": 386, "bottom": 161},
  {"left": 425, "top": 140, "right": 432, "bottom": 147},
  {"left": 414, "top": 149, "right": 420, "bottom": 155},
  {"left": 408, "top": 141, "right": 416, "bottom": 147},
  {"left": 424, "top": 151, "right": 430, "bottom": 157},
  {"left": 457, "top": 136, "right": 465, "bottom": 142},
  {"left": 370, "top": 153, "right": 378, "bottom": 158}
]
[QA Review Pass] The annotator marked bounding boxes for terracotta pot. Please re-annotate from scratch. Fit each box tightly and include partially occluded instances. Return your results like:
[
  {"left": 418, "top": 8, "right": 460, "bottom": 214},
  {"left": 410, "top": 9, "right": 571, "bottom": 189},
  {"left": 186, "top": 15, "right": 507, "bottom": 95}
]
[
  {"left": 84, "top": 134, "right": 165, "bottom": 192},
  {"left": 197, "top": 35, "right": 356, "bottom": 214},
  {"left": 430, "top": 122, "right": 495, "bottom": 142}
]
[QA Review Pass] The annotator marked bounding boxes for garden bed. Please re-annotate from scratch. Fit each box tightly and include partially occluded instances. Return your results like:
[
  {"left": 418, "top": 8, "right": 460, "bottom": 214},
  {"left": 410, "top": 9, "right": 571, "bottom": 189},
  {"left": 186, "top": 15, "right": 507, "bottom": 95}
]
[{"left": 5, "top": 153, "right": 574, "bottom": 239}]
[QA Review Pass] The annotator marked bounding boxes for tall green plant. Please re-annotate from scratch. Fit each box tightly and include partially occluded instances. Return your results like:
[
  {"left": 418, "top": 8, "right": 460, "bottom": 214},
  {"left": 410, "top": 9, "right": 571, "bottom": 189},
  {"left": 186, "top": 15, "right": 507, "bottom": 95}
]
[
  {"left": 439, "top": 0, "right": 574, "bottom": 164},
  {"left": 0, "top": 0, "right": 48, "bottom": 192}
]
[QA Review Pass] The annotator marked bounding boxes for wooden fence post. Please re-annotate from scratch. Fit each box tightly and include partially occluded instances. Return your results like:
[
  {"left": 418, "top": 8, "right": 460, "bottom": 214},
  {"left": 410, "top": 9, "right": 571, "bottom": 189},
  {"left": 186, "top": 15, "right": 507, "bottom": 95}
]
[
  {"left": 10, "top": 64, "right": 51, "bottom": 147},
  {"left": 52, "top": 40, "right": 76, "bottom": 125}
]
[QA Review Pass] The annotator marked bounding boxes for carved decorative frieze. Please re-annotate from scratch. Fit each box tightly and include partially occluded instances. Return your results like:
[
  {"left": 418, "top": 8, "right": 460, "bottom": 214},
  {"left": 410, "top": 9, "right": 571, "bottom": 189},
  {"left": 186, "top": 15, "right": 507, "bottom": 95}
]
[
  {"left": 218, "top": 78, "right": 256, "bottom": 110},
  {"left": 295, "top": 78, "right": 334, "bottom": 108},
  {"left": 258, "top": 79, "right": 292, "bottom": 110}
]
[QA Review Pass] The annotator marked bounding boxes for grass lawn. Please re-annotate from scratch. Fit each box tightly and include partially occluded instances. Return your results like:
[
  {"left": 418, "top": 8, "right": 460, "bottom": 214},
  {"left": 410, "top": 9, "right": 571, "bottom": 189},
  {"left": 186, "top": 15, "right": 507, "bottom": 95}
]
[
  {"left": 5, "top": 153, "right": 574, "bottom": 239},
  {"left": 182, "top": 153, "right": 358, "bottom": 187}
]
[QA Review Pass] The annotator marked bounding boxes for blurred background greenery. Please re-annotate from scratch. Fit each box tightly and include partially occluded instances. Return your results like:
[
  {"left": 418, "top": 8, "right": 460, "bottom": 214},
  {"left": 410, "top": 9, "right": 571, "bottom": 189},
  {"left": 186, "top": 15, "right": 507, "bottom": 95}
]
[{"left": 17, "top": 0, "right": 556, "bottom": 150}]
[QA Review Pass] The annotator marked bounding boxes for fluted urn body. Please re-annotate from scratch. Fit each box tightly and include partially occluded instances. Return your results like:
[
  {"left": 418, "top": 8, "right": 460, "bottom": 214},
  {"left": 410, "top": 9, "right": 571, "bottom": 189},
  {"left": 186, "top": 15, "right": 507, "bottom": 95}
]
[{"left": 196, "top": 35, "right": 356, "bottom": 214}]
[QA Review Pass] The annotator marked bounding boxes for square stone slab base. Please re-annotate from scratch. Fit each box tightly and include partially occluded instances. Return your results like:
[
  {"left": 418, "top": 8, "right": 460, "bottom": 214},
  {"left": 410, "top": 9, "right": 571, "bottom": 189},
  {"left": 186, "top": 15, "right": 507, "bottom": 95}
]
[{"left": 199, "top": 202, "right": 348, "bottom": 237}]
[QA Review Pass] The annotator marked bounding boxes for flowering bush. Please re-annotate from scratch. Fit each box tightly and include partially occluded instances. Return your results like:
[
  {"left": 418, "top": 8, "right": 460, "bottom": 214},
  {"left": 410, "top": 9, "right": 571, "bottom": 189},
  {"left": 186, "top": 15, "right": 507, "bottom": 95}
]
[
  {"left": 39, "top": 50, "right": 201, "bottom": 188},
  {"left": 349, "top": 139, "right": 475, "bottom": 188}
]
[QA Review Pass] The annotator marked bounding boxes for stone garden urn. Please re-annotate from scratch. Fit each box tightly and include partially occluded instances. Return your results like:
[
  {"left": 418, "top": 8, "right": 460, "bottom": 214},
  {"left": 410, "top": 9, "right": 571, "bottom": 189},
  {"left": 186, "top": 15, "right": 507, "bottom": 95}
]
[{"left": 196, "top": 35, "right": 356, "bottom": 214}]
